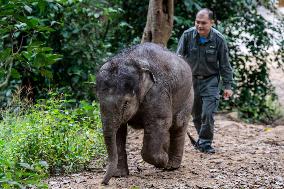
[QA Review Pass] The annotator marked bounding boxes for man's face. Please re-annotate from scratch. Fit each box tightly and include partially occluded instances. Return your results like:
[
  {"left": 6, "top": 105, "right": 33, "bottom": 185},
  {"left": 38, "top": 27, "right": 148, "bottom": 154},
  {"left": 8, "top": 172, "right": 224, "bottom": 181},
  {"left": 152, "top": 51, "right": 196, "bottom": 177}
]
[{"left": 195, "top": 12, "right": 213, "bottom": 37}]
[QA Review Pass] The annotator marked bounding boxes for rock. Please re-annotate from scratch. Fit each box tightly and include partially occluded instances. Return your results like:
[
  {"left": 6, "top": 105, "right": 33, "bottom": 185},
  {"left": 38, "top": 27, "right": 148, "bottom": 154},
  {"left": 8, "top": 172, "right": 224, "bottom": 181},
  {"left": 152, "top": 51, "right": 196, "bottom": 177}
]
[
  {"left": 273, "top": 116, "right": 284, "bottom": 126},
  {"left": 226, "top": 111, "right": 240, "bottom": 122}
]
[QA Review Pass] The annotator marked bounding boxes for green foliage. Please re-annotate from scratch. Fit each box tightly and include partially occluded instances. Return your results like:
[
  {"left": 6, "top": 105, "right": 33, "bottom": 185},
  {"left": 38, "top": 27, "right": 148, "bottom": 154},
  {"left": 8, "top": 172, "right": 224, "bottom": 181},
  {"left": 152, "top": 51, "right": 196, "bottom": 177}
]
[
  {"left": 106, "top": 0, "right": 148, "bottom": 48},
  {"left": 169, "top": 0, "right": 202, "bottom": 49},
  {"left": 0, "top": 0, "right": 124, "bottom": 104},
  {"left": 0, "top": 94, "right": 105, "bottom": 187},
  {"left": 50, "top": 0, "right": 123, "bottom": 99},
  {"left": 0, "top": 0, "right": 63, "bottom": 106},
  {"left": 0, "top": 159, "right": 48, "bottom": 189}
]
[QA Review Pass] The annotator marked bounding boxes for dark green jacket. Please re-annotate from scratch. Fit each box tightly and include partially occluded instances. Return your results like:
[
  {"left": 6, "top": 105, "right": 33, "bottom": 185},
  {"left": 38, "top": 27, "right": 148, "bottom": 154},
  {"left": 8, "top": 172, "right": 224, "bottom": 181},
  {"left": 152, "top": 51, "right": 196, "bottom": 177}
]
[{"left": 177, "top": 27, "right": 233, "bottom": 89}]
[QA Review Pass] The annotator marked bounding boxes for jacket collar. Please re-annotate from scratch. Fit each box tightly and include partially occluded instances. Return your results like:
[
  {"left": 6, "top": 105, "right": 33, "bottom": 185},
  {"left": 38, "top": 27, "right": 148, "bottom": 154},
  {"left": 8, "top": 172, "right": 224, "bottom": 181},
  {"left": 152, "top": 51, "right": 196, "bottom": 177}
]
[{"left": 193, "top": 27, "right": 215, "bottom": 42}]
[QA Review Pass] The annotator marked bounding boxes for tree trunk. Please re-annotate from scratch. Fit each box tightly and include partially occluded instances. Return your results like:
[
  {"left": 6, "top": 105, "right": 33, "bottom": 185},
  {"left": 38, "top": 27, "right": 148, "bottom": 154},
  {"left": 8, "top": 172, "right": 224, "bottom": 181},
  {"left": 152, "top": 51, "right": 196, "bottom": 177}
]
[
  {"left": 141, "top": 0, "right": 174, "bottom": 47},
  {"left": 279, "top": 0, "right": 284, "bottom": 7},
  {"left": 0, "top": 57, "right": 13, "bottom": 89}
]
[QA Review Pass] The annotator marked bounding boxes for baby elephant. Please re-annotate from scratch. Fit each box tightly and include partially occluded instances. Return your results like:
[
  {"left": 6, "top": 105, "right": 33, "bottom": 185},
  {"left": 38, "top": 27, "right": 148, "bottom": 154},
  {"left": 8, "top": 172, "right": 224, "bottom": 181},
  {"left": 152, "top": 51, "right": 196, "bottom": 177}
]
[{"left": 96, "top": 42, "right": 194, "bottom": 185}]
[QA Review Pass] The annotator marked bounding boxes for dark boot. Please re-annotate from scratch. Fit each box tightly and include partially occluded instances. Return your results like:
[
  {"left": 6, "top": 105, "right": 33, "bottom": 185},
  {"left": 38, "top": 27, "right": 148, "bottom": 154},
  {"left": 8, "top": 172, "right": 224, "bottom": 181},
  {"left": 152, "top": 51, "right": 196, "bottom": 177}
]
[{"left": 195, "top": 140, "right": 215, "bottom": 154}]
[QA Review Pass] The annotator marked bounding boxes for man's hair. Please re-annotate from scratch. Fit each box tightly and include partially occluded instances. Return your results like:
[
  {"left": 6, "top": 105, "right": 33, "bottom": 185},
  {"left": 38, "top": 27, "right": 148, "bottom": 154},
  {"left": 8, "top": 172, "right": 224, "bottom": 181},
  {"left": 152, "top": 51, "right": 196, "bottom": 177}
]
[{"left": 197, "top": 8, "right": 214, "bottom": 20}]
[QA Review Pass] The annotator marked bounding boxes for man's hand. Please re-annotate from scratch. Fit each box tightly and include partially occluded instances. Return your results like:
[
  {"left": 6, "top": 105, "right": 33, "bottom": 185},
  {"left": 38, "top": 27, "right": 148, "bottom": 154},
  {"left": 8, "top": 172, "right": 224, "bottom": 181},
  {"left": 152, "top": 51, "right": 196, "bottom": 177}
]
[{"left": 223, "top": 89, "right": 233, "bottom": 100}]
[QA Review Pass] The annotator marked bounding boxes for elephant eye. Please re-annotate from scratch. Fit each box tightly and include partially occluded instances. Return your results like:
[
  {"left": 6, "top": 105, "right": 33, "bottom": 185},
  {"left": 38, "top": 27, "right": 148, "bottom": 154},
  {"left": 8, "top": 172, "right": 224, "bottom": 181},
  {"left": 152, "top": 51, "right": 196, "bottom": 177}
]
[
  {"left": 124, "top": 81, "right": 133, "bottom": 90},
  {"left": 123, "top": 101, "right": 128, "bottom": 110},
  {"left": 100, "top": 80, "right": 111, "bottom": 91}
]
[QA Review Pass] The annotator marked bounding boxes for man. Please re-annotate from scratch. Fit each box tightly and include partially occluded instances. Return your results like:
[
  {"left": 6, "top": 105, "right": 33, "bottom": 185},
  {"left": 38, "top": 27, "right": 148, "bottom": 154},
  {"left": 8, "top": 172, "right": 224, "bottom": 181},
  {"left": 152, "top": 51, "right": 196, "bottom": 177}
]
[{"left": 177, "top": 8, "right": 233, "bottom": 154}]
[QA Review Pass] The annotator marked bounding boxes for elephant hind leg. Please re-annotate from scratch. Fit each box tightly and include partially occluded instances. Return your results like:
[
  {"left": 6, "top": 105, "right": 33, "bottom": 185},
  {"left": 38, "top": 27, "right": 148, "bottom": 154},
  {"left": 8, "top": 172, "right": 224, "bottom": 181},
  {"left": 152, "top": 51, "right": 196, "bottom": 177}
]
[
  {"left": 141, "top": 119, "right": 171, "bottom": 168},
  {"left": 166, "top": 124, "right": 187, "bottom": 170},
  {"left": 166, "top": 106, "right": 191, "bottom": 170}
]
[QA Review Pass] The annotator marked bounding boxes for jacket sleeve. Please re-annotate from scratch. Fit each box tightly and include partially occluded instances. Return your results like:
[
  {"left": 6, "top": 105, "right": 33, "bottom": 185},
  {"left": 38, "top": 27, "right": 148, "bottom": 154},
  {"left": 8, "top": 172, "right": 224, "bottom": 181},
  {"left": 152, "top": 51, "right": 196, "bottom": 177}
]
[
  {"left": 218, "top": 39, "right": 233, "bottom": 90},
  {"left": 176, "top": 32, "right": 186, "bottom": 57}
]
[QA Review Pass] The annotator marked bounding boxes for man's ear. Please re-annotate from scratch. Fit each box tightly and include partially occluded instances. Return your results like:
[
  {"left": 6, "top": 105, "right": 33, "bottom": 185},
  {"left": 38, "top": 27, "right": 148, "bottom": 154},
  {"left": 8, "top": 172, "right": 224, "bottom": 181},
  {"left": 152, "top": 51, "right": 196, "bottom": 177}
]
[{"left": 210, "top": 19, "right": 214, "bottom": 26}]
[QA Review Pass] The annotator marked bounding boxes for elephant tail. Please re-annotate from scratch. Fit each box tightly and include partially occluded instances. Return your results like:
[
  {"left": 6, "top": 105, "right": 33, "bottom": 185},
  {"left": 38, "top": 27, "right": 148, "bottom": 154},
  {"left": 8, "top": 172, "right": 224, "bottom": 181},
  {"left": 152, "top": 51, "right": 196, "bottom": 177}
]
[{"left": 186, "top": 131, "right": 197, "bottom": 146}]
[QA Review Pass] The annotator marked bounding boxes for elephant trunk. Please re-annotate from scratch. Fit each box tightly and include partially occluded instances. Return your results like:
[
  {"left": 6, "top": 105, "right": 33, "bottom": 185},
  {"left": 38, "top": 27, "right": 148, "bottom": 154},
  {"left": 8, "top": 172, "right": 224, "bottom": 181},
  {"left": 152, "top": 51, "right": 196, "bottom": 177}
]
[{"left": 101, "top": 122, "right": 118, "bottom": 185}]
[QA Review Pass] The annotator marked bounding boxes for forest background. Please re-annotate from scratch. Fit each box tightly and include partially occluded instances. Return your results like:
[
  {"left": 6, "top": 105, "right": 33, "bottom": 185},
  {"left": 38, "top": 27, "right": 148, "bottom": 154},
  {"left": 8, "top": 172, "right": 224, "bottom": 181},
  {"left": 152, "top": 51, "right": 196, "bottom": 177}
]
[{"left": 0, "top": 0, "right": 284, "bottom": 188}]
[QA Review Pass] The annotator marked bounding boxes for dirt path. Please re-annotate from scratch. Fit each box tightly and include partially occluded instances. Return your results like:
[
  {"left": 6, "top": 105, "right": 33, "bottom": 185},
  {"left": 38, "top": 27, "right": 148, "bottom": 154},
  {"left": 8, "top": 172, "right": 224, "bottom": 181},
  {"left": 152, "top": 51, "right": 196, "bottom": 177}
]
[{"left": 47, "top": 114, "right": 284, "bottom": 189}]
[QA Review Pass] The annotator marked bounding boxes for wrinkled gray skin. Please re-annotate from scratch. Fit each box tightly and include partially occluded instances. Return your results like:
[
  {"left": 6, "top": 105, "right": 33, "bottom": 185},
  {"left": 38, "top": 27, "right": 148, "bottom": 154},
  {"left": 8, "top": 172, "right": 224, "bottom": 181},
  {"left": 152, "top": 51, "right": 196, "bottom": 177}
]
[{"left": 96, "top": 43, "right": 194, "bottom": 185}]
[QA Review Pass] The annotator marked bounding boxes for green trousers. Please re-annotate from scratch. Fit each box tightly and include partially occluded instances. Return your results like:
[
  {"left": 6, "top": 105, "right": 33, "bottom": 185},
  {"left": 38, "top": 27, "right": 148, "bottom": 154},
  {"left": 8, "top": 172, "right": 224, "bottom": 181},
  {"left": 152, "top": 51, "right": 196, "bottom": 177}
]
[{"left": 192, "top": 75, "right": 219, "bottom": 145}]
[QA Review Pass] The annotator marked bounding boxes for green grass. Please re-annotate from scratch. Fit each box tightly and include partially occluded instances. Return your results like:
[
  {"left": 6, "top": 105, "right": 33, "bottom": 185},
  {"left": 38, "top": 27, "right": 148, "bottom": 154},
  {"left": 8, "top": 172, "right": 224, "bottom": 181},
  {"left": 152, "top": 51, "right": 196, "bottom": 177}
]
[{"left": 0, "top": 94, "right": 106, "bottom": 188}]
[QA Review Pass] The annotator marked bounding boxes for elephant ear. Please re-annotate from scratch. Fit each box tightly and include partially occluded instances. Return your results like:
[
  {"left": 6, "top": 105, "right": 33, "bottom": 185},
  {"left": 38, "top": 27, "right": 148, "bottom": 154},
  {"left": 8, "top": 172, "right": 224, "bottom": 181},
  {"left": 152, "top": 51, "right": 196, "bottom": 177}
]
[{"left": 131, "top": 59, "right": 156, "bottom": 100}]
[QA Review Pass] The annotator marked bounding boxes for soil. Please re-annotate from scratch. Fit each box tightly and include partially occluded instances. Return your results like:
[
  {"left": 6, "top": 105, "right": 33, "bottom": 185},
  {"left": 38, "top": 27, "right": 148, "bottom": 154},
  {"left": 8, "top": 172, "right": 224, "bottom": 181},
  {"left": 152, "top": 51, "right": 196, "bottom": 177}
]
[{"left": 47, "top": 113, "right": 284, "bottom": 189}]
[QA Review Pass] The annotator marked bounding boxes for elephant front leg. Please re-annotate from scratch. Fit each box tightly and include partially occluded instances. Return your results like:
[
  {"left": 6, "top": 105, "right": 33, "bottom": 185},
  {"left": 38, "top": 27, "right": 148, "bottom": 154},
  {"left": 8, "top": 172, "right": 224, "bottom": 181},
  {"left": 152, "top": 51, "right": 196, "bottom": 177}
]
[
  {"left": 141, "top": 118, "right": 171, "bottom": 168},
  {"left": 114, "top": 124, "right": 129, "bottom": 177}
]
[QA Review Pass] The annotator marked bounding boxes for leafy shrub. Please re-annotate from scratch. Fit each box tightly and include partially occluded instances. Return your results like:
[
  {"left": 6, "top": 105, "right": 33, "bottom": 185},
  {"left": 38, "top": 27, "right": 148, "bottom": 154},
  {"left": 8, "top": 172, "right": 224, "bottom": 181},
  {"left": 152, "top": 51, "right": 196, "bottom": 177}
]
[
  {"left": 0, "top": 0, "right": 123, "bottom": 105},
  {"left": 0, "top": 94, "right": 105, "bottom": 187},
  {"left": 0, "top": 158, "right": 48, "bottom": 189},
  {"left": 51, "top": 0, "right": 123, "bottom": 100}
]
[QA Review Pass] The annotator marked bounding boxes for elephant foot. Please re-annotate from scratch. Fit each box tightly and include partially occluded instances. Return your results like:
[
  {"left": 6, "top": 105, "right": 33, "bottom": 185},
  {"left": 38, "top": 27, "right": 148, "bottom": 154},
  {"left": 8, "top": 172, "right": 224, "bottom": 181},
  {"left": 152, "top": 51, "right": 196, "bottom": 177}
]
[
  {"left": 142, "top": 151, "right": 168, "bottom": 168},
  {"left": 113, "top": 168, "right": 129, "bottom": 177},
  {"left": 164, "top": 159, "right": 181, "bottom": 171}
]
